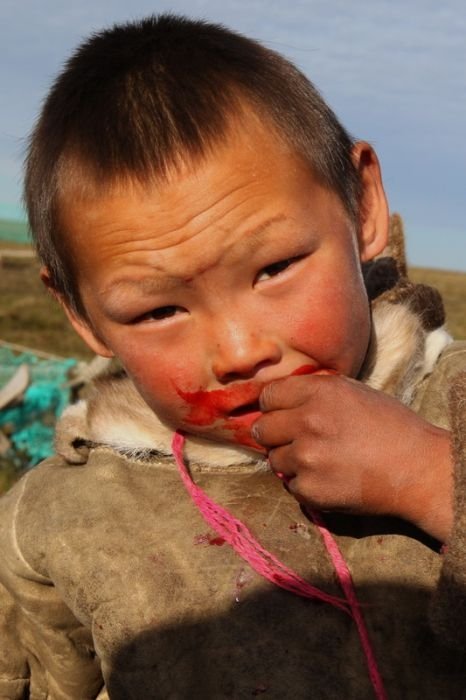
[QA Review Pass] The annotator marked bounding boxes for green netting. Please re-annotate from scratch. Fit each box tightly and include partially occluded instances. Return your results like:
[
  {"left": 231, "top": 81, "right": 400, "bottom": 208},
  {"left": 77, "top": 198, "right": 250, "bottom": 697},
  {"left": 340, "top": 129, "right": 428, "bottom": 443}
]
[{"left": 0, "top": 348, "right": 76, "bottom": 466}]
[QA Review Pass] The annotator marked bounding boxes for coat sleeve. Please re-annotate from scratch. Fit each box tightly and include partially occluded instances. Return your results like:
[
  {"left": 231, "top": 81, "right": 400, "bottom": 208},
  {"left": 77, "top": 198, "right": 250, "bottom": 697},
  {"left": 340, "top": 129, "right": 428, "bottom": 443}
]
[
  {"left": 0, "top": 581, "right": 29, "bottom": 699},
  {"left": 0, "top": 475, "right": 36, "bottom": 698},
  {"left": 0, "top": 469, "right": 104, "bottom": 699},
  {"left": 0, "top": 455, "right": 184, "bottom": 699},
  {"left": 430, "top": 370, "right": 466, "bottom": 647}
]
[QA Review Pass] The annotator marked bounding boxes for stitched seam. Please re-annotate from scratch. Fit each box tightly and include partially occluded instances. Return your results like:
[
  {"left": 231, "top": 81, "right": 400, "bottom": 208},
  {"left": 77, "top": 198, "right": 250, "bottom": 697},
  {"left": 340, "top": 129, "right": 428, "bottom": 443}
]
[{"left": 90, "top": 445, "right": 267, "bottom": 474}]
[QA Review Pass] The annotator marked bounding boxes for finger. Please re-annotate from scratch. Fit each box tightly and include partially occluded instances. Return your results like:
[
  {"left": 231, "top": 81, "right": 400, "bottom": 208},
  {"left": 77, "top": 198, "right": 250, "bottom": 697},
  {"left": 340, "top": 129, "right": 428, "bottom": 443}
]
[
  {"left": 252, "top": 407, "right": 303, "bottom": 447},
  {"left": 268, "top": 447, "right": 316, "bottom": 504},
  {"left": 267, "top": 443, "right": 297, "bottom": 479},
  {"left": 259, "top": 371, "right": 338, "bottom": 412},
  {"left": 259, "top": 376, "right": 314, "bottom": 412}
]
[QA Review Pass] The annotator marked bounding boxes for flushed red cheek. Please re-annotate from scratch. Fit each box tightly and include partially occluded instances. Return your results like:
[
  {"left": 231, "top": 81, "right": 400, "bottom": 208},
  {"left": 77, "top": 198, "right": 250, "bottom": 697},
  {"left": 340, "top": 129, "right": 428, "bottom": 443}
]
[{"left": 287, "top": 295, "right": 344, "bottom": 358}]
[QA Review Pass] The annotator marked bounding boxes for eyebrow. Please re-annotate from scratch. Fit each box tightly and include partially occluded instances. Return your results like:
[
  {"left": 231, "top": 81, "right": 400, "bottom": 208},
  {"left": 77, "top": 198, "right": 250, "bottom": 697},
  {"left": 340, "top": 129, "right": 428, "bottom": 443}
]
[
  {"left": 100, "top": 276, "right": 183, "bottom": 315},
  {"left": 102, "top": 213, "right": 287, "bottom": 303},
  {"left": 232, "top": 214, "right": 287, "bottom": 258}
]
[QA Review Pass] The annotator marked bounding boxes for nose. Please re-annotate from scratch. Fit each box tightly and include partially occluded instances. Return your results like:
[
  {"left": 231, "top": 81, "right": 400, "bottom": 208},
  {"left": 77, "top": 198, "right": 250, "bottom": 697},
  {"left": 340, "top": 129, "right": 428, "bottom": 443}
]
[{"left": 211, "top": 316, "right": 282, "bottom": 383}]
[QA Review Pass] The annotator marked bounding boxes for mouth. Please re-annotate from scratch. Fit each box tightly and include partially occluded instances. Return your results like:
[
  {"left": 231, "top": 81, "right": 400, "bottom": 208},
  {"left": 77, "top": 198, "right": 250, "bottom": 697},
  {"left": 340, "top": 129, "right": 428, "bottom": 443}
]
[
  {"left": 228, "top": 400, "right": 261, "bottom": 417},
  {"left": 223, "top": 398, "right": 264, "bottom": 451},
  {"left": 176, "top": 380, "right": 263, "bottom": 428}
]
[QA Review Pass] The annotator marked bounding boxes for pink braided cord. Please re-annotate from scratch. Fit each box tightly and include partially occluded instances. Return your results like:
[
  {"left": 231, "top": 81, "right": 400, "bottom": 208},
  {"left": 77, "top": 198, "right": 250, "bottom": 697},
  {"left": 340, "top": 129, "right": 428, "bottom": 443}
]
[
  {"left": 172, "top": 433, "right": 347, "bottom": 611},
  {"left": 308, "top": 508, "right": 387, "bottom": 700},
  {"left": 171, "top": 431, "right": 386, "bottom": 700}
]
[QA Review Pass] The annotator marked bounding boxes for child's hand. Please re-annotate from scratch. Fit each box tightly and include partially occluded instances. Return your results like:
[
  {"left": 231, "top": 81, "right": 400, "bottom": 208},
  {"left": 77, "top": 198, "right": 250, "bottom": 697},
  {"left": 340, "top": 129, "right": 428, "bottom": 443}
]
[{"left": 252, "top": 374, "right": 453, "bottom": 542}]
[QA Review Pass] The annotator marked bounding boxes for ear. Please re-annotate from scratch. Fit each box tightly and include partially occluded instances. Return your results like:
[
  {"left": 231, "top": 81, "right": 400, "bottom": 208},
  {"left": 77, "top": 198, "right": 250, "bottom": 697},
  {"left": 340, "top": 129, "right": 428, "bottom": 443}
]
[
  {"left": 40, "top": 266, "right": 114, "bottom": 358},
  {"left": 352, "top": 142, "right": 389, "bottom": 262}
]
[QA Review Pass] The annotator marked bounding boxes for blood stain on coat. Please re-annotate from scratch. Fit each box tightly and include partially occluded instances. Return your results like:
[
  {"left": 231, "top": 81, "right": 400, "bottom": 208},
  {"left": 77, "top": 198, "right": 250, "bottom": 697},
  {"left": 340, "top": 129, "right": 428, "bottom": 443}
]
[
  {"left": 194, "top": 532, "right": 226, "bottom": 546},
  {"left": 289, "top": 522, "right": 311, "bottom": 539},
  {"left": 209, "top": 536, "right": 226, "bottom": 546}
]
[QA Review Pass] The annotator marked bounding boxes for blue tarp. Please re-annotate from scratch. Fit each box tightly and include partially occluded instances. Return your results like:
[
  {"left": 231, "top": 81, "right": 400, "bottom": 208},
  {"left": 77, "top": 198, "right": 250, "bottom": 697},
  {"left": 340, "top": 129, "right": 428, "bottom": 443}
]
[{"left": 0, "top": 348, "right": 76, "bottom": 465}]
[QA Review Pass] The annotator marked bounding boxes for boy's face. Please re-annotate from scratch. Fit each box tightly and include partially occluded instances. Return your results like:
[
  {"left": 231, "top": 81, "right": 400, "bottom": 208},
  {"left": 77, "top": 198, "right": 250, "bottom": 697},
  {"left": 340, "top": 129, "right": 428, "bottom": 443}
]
[{"left": 60, "top": 117, "right": 388, "bottom": 451}]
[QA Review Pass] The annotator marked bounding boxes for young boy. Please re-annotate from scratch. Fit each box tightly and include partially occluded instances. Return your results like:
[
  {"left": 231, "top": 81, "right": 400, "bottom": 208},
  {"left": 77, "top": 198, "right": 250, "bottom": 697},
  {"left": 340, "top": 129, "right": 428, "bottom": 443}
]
[{"left": 1, "top": 14, "right": 466, "bottom": 699}]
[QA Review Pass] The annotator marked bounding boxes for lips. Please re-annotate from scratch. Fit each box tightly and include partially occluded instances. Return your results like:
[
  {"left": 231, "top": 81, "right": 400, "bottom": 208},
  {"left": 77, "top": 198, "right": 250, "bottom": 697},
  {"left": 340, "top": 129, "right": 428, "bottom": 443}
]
[
  {"left": 223, "top": 402, "right": 263, "bottom": 451},
  {"left": 176, "top": 381, "right": 263, "bottom": 427},
  {"left": 175, "top": 364, "right": 321, "bottom": 429},
  {"left": 290, "top": 363, "right": 319, "bottom": 376}
]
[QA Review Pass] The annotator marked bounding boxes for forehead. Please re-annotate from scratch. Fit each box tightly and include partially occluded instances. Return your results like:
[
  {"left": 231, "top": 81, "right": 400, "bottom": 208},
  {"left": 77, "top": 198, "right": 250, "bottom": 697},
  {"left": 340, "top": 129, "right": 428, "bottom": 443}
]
[{"left": 60, "top": 115, "right": 348, "bottom": 285}]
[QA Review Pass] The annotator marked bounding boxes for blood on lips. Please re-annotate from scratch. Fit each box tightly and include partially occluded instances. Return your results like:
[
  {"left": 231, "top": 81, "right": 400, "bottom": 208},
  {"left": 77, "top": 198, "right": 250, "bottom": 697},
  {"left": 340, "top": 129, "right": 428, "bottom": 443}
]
[
  {"left": 176, "top": 381, "right": 264, "bottom": 426},
  {"left": 175, "top": 381, "right": 264, "bottom": 449},
  {"left": 174, "top": 365, "right": 324, "bottom": 450},
  {"left": 290, "top": 364, "right": 319, "bottom": 377}
]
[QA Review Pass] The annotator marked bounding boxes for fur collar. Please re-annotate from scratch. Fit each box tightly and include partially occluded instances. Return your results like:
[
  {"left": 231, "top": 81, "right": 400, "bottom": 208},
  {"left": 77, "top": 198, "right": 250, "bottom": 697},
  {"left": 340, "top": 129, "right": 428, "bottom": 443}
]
[{"left": 361, "top": 302, "right": 451, "bottom": 404}]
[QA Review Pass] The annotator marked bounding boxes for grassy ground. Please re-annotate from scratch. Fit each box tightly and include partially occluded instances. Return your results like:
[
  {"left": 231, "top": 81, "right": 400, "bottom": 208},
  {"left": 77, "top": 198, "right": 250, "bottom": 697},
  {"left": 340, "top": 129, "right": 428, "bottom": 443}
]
[{"left": 0, "top": 253, "right": 93, "bottom": 359}]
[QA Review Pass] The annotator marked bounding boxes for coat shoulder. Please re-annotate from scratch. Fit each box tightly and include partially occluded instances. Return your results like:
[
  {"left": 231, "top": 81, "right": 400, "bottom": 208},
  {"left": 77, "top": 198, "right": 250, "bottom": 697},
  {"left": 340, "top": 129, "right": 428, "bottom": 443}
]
[{"left": 411, "top": 340, "right": 466, "bottom": 428}]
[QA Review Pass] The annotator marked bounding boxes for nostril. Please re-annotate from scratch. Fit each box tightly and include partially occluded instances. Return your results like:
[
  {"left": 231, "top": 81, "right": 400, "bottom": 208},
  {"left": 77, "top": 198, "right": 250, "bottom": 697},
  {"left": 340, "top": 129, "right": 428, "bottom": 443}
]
[
  {"left": 218, "top": 370, "right": 255, "bottom": 384},
  {"left": 216, "top": 360, "right": 280, "bottom": 385}
]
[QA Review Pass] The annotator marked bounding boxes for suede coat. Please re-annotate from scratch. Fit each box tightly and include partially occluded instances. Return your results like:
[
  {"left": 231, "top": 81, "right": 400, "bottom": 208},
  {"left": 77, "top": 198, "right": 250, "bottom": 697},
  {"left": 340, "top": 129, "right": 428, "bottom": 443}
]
[{"left": 1, "top": 217, "right": 466, "bottom": 699}]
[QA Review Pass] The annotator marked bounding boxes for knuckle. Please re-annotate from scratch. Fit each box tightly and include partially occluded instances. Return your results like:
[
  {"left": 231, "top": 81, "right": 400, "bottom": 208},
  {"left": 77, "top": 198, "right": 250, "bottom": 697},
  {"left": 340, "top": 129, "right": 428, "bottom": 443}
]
[
  {"left": 251, "top": 416, "right": 265, "bottom": 443},
  {"left": 299, "top": 410, "right": 316, "bottom": 434},
  {"left": 292, "top": 439, "right": 313, "bottom": 469},
  {"left": 259, "top": 381, "right": 277, "bottom": 410}
]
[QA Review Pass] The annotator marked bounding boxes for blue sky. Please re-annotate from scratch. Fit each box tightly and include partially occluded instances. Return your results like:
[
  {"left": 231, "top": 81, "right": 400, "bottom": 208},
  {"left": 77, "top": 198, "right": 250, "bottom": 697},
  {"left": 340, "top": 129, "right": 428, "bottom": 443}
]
[{"left": 1, "top": 0, "right": 465, "bottom": 270}]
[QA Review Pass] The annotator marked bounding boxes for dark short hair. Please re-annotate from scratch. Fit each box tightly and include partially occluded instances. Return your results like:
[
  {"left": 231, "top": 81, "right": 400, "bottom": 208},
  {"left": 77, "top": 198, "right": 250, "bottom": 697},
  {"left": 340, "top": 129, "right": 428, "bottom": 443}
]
[{"left": 24, "top": 13, "right": 361, "bottom": 317}]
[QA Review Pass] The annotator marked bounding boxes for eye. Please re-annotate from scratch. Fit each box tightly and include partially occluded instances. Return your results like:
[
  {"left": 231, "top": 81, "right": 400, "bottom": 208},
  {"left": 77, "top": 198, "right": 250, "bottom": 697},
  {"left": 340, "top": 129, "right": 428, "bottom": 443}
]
[
  {"left": 136, "top": 305, "right": 185, "bottom": 323},
  {"left": 255, "top": 256, "right": 303, "bottom": 283}
]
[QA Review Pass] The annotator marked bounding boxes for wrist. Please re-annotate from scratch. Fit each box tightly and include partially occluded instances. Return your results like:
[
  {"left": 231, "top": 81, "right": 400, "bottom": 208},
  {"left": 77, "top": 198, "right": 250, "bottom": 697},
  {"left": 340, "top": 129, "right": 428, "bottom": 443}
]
[{"left": 395, "top": 425, "right": 453, "bottom": 542}]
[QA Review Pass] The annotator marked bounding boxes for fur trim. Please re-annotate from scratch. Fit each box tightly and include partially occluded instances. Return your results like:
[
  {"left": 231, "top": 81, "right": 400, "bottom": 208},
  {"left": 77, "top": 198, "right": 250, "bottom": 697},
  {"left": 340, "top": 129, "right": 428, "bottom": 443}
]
[
  {"left": 54, "top": 401, "right": 89, "bottom": 465},
  {"left": 361, "top": 302, "right": 452, "bottom": 404},
  {"left": 360, "top": 213, "right": 450, "bottom": 403},
  {"left": 424, "top": 328, "right": 454, "bottom": 375},
  {"left": 57, "top": 376, "right": 266, "bottom": 470}
]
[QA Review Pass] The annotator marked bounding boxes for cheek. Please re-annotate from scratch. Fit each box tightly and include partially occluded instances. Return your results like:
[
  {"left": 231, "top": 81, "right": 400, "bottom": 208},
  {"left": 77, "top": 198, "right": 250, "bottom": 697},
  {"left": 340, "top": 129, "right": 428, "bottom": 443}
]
[
  {"left": 283, "top": 285, "right": 344, "bottom": 351},
  {"left": 117, "top": 344, "right": 203, "bottom": 418},
  {"left": 282, "top": 275, "right": 370, "bottom": 372}
]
